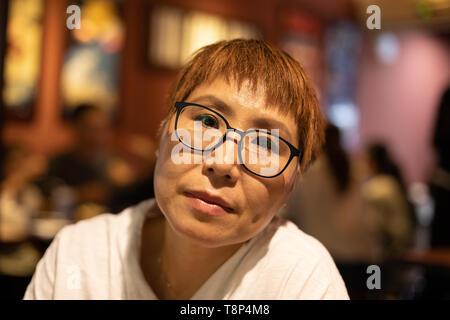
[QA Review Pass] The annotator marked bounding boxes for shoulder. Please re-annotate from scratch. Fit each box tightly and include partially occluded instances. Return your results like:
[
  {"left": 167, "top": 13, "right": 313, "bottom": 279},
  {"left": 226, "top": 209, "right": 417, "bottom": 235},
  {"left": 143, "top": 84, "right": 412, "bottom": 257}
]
[
  {"left": 54, "top": 198, "right": 153, "bottom": 253},
  {"left": 56, "top": 208, "right": 124, "bottom": 246},
  {"left": 24, "top": 199, "right": 154, "bottom": 299},
  {"left": 59, "top": 210, "right": 124, "bottom": 239},
  {"left": 51, "top": 199, "right": 153, "bottom": 273},
  {"left": 246, "top": 216, "right": 349, "bottom": 299},
  {"left": 54, "top": 212, "right": 119, "bottom": 257},
  {"left": 262, "top": 216, "right": 335, "bottom": 262}
]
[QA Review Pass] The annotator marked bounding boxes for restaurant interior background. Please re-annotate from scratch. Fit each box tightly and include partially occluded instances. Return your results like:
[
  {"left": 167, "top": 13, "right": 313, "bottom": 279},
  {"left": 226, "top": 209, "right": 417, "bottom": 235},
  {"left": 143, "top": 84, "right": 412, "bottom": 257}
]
[{"left": 0, "top": 0, "right": 449, "bottom": 300}]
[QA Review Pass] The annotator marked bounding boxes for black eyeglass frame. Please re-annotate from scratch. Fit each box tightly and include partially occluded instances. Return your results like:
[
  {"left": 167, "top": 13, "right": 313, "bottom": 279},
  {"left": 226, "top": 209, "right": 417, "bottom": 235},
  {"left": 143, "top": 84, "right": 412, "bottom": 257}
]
[{"left": 174, "top": 101, "right": 303, "bottom": 178}]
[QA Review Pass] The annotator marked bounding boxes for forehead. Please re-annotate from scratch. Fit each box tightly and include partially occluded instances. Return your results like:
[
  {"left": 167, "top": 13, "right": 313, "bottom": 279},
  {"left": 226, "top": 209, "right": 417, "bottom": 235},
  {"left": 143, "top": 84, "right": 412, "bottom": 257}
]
[{"left": 185, "top": 77, "right": 298, "bottom": 143}]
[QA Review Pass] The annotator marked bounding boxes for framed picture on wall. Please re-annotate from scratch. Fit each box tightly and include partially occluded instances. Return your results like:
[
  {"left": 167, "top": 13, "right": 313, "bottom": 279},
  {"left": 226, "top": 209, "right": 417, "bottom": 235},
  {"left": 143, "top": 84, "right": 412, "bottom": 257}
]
[
  {"left": 60, "top": 0, "right": 125, "bottom": 120},
  {"left": 146, "top": 4, "right": 262, "bottom": 70},
  {"left": 2, "top": 0, "right": 45, "bottom": 121}
]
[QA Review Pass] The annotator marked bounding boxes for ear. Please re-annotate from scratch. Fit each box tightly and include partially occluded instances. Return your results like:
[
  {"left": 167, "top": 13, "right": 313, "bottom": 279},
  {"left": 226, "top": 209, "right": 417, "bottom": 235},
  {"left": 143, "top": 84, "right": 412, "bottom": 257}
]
[
  {"left": 292, "top": 165, "right": 302, "bottom": 190},
  {"left": 288, "top": 165, "right": 302, "bottom": 192},
  {"left": 281, "top": 165, "right": 302, "bottom": 207}
]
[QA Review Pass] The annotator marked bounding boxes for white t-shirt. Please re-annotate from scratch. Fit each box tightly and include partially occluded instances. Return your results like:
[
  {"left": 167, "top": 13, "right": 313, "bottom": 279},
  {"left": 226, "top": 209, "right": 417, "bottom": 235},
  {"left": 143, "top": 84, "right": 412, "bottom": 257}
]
[{"left": 24, "top": 198, "right": 349, "bottom": 300}]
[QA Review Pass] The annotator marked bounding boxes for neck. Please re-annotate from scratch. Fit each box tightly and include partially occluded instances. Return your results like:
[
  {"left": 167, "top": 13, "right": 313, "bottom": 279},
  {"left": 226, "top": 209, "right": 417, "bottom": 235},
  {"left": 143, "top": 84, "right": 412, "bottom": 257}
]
[
  {"left": 160, "top": 219, "right": 242, "bottom": 282},
  {"left": 143, "top": 204, "right": 243, "bottom": 298}
]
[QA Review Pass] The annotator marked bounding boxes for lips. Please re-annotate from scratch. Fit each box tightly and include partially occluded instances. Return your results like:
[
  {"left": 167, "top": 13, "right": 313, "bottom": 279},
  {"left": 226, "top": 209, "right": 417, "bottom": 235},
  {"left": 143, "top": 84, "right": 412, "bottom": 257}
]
[{"left": 183, "top": 190, "right": 234, "bottom": 213}]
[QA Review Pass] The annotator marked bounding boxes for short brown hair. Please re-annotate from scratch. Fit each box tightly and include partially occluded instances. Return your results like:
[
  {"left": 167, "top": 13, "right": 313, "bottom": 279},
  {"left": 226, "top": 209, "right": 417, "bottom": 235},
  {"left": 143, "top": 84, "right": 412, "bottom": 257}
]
[{"left": 161, "top": 39, "right": 325, "bottom": 173}]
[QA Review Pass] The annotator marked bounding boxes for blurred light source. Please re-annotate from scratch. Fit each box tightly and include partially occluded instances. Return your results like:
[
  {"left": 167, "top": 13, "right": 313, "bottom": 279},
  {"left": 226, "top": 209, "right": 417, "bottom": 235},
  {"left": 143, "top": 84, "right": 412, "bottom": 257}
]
[
  {"left": 328, "top": 102, "right": 359, "bottom": 130},
  {"left": 148, "top": 6, "right": 261, "bottom": 69},
  {"left": 61, "top": 0, "right": 123, "bottom": 115},
  {"left": 3, "top": 0, "right": 44, "bottom": 110},
  {"left": 180, "top": 12, "right": 228, "bottom": 64},
  {"left": 375, "top": 32, "right": 400, "bottom": 64},
  {"left": 408, "top": 182, "right": 434, "bottom": 227},
  {"left": 328, "top": 102, "right": 360, "bottom": 151}
]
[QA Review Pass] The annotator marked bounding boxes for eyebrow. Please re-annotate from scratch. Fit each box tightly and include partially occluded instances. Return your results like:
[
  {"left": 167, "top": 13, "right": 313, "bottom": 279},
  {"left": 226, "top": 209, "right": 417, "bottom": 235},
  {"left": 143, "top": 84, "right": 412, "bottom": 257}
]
[
  {"left": 251, "top": 118, "right": 292, "bottom": 141},
  {"left": 190, "top": 95, "right": 235, "bottom": 117},
  {"left": 189, "top": 95, "right": 293, "bottom": 142}
]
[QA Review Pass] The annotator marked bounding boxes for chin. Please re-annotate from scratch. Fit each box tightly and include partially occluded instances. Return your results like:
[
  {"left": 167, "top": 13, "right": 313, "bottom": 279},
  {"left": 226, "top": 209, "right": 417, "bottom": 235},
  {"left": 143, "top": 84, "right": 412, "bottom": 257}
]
[{"left": 167, "top": 213, "right": 240, "bottom": 248}]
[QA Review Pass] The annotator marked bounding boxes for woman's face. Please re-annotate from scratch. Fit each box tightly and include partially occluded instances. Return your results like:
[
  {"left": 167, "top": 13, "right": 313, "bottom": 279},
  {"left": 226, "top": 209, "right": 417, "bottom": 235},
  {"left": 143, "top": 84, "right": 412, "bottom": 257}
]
[{"left": 153, "top": 77, "right": 300, "bottom": 247}]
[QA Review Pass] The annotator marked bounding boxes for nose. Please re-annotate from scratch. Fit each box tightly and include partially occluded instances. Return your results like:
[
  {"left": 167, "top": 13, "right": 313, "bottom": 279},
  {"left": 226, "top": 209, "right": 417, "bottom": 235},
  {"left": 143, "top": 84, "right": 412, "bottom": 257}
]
[{"left": 203, "top": 130, "right": 241, "bottom": 183}]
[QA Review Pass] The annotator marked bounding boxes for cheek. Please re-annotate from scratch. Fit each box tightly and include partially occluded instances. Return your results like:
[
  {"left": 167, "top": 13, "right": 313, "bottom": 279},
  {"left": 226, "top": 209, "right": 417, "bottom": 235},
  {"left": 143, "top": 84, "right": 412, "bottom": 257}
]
[
  {"left": 155, "top": 142, "right": 187, "bottom": 191},
  {"left": 228, "top": 179, "right": 287, "bottom": 243},
  {"left": 241, "top": 177, "right": 289, "bottom": 222},
  {"left": 154, "top": 131, "right": 202, "bottom": 208},
  {"left": 154, "top": 134, "right": 181, "bottom": 200}
]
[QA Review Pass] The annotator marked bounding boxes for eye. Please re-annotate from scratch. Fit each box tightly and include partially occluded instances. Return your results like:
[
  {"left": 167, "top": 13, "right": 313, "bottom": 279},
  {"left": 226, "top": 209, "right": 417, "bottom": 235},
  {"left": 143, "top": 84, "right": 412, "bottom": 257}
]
[
  {"left": 251, "top": 135, "right": 278, "bottom": 151},
  {"left": 194, "top": 114, "right": 219, "bottom": 128}
]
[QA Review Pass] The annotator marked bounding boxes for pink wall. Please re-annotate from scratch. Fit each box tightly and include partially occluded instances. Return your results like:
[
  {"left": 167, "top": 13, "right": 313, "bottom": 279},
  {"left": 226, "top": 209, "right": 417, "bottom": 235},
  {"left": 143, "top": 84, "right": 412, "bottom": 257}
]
[{"left": 356, "top": 30, "right": 450, "bottom": 185}]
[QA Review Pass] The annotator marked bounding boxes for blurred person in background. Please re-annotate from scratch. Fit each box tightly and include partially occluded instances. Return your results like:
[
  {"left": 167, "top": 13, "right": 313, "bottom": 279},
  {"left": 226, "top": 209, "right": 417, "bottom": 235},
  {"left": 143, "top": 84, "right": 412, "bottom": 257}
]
[
  {"left": 0, "top": 143, "right": 46, "bottom": 242},
  {"left": 362, "top": 143, "right": 415, "bottom": 261},
  {"left": 429, "top": 86, "right": 450, "bottom": 248},
  {"left": 0, "top": 143, "right": 45, "bottom": 299},
  {"left": 107, "top": 134, "right": 157, "bottom": 213},
  {"left": 282, "top": 124, "right": 379, "bottom": 264},
  {"left": 40, "top": 105, "right": 157, "bottom": 220},
  {"left": 43, "top": 104, "right": 114, "bottom": 217}
]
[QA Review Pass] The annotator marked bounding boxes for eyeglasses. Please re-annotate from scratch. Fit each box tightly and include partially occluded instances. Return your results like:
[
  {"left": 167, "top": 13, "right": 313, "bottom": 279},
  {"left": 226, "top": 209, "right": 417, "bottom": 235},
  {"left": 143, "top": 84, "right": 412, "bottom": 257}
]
[{"left": 174, "top": 101, "right": 302, "bottom": 178}]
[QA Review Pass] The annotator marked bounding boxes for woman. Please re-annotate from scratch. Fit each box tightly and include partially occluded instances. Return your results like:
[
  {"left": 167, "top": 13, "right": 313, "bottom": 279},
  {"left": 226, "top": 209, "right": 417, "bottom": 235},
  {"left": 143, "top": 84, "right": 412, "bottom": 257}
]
[
  {"left": 429, "top": 86, "right": 450, "bottom": 247},
  {"left": 24, "top": 39, "right": 348, "bottom": 300},
  {"left": 282, "top": 124, "right": 379, "bottom": 264},
  {"left": 362, "top": 143, "right": 414, "bottom": 260}
]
